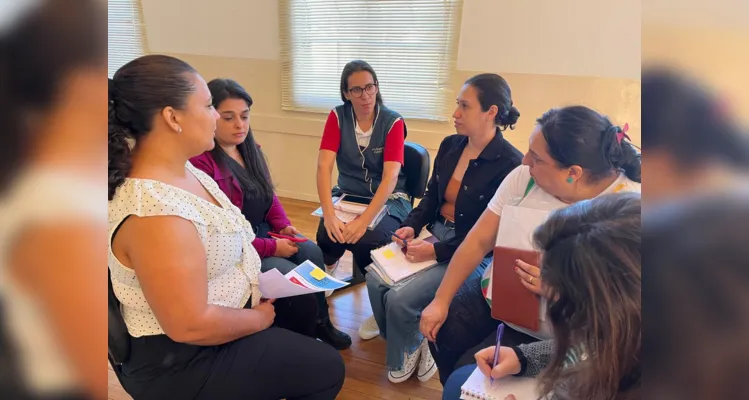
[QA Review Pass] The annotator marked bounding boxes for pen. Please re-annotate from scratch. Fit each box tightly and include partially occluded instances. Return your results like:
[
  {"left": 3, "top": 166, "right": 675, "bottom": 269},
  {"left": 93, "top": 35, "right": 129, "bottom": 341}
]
[
  {"left": 390, "top": 231, "right": 408, "bottom": 246},
  {"left": 490, "top": 323, "right": 505, "bottom": 384}
]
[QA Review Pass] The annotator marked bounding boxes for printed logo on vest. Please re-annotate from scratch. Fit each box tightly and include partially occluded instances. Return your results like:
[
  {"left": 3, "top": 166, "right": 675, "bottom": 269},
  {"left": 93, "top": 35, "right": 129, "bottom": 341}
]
[{"left": 371, "top": 147, "right": 384, "bottom": 154}]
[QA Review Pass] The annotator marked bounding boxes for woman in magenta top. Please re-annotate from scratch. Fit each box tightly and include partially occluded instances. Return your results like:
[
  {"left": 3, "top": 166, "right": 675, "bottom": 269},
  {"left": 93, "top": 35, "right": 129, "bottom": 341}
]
[{"left": 190, "top": 78, "right": 351, "bottom": 350}]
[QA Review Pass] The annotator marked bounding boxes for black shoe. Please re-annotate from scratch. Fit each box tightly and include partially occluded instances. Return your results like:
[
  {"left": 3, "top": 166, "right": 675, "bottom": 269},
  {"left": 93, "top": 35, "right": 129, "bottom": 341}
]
[{"left": 316, "top": 318, "right": 352, "bottom": 350}]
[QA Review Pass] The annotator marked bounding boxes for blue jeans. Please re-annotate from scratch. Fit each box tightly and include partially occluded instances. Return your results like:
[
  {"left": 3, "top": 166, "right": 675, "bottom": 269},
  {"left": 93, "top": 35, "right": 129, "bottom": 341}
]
[
  {"left": 366, "top": 221, "right": 492, "bottom": 370},
  {"left": 442, "top": 364, "right": 476, "bottom": 400},
  {"left": 257, "top": 222, "right": 330, "bottom": 320}
]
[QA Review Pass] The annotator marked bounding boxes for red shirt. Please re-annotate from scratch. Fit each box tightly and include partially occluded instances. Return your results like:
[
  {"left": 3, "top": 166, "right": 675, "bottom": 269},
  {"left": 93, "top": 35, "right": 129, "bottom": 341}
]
[{"left": 319, "top": 110, "right": 405, "bottom": 164}]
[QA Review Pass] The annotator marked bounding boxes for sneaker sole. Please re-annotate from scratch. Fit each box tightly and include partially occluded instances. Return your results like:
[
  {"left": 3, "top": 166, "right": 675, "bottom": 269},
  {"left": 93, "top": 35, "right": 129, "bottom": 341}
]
[
  {"left": 388, "top": 368, "right": 417, "bottom": 383},
  {"left": 358, "top": 329, "right": 380, "bottom": 340},
  {"left": 417, "top": 363, "right": 437, "bottom": 382}
]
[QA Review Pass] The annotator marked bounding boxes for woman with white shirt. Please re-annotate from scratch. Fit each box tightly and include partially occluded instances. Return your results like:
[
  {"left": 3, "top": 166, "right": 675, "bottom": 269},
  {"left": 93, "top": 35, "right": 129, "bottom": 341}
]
[
  {"left": 419, "top": 105, "right": 642, "bottom": 384},
  {"left": 108, "top": 54, "right": 344, "bottom": 400}
]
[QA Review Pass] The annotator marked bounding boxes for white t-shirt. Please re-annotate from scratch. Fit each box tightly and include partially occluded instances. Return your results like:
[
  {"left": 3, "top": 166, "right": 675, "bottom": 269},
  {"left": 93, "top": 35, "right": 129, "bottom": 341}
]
[
  {"left": 481, "top": 165, "right": 641, "bottom": 339},
  {"left": 355, "top": 120, "right": 375, "bottom": 148}
]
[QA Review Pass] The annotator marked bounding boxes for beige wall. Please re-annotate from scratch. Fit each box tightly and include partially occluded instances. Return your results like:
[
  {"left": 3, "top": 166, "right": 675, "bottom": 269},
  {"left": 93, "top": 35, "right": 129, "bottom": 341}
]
[
  {"left": 169, "top": 54, "right": 640, "bottom": 201},
  {"left": 142, "top": 0, "right": 641, "bottom": 201}
]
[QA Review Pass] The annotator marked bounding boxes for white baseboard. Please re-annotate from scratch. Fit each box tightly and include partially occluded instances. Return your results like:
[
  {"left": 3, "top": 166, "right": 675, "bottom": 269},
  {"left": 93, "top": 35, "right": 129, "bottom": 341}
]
[{"left": 275, "top": 188, "right": 320, "bottom": 203}]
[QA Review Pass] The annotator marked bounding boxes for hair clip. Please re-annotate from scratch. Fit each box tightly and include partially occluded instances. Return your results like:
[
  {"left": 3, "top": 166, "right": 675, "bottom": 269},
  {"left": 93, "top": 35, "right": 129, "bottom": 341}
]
[{"left": 616, "top": 123, "right": 631, "bottom": 144}]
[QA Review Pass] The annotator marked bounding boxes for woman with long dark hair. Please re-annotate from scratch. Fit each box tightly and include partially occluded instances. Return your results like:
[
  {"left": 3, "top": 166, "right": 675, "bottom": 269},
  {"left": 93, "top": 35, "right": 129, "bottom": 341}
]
[
  {"left": 442, "top": 192, "right": 642, "bottom": 400},
  {"left": 190, "top": 79, "right": 351, "bottom": 349}
]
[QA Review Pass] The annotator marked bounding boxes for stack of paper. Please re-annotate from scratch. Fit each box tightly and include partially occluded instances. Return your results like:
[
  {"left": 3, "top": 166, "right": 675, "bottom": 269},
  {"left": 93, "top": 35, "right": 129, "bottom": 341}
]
[
  {"left": 368, "top": 230, "right": 440, "bottom": 286},
  {"left": 258, "top": 260, "right": 348, "bottom": 299},
  {"left": 311, "top": 197, "right": 389, "bottom": 230},
  {"left": 334, "top": 196, "right": 369, "bottom": 214}
]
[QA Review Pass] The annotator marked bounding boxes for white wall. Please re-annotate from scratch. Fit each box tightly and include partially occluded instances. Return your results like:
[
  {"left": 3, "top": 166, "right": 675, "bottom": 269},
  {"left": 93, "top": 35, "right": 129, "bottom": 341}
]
[
  {"left": 141, "top": 0, "right": 279, "bottom": 60},
  {"left": 142, "top": 0, "right": 641, "bottom": 78},
  {"left": 457, "top": 0, "right": 640, "bottom": 79}
]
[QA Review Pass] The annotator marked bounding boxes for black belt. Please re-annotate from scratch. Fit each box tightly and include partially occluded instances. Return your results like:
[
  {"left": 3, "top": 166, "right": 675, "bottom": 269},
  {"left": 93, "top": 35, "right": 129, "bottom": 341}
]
[{"left": 435, "top": 214, "right": 456, "bottom": 228}]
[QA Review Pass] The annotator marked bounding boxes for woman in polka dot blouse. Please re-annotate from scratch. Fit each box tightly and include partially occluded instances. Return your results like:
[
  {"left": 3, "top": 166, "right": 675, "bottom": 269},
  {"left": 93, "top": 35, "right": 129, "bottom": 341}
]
[{"left": 108, "top": 54, "right": 344, "bottom": 400}]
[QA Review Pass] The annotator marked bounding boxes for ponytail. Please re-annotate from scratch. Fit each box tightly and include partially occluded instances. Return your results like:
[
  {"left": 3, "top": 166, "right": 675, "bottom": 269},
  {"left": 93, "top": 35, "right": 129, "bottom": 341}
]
[
  {"left": 618, "top": 142, "right": 642, "bottom": 183},
  {"left": 602, "top": 125, "right": 642, "bottom": 183},
  {"left": 108, "top": 79, "right": 133, "bottom": 200}
]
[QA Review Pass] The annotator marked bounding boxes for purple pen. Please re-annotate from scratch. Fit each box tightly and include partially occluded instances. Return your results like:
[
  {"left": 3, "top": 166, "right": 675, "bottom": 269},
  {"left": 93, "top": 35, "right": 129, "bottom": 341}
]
[{"left": 490, "top": 323, "right": 505, "bottom": 384}]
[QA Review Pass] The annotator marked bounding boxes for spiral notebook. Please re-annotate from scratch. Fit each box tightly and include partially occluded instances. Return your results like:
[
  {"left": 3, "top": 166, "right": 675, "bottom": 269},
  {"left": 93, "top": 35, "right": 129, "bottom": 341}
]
[{"left": 460, "top": 366, "right": 540, "bottom": 400}]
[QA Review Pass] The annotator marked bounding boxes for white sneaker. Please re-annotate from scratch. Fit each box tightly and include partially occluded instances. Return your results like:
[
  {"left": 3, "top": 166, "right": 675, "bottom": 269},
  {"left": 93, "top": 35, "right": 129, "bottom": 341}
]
[
  {"left": 358, "top": 315, "right": 380, "bottom": 340},
  {"left": 388, "top": 348, "right": 420, "bottom": 383},
  {"left": 417, "top": 339, "right": 437, "bottom": 382},
  {"left": 325, "top": 262, "right": 339, "bottom": 297}
]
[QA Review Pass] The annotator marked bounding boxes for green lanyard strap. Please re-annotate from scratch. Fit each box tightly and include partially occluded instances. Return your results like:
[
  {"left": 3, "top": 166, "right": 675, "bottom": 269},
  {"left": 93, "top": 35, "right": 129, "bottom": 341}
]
[{"left": 523, "top": 177, "right": 535, "bottom": 199}]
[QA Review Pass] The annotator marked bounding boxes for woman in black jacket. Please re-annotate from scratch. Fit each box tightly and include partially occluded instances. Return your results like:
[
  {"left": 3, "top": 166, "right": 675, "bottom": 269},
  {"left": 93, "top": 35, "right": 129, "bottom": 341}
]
[{"left": 363, "top": 74, "right": 523, "bottom": 383}]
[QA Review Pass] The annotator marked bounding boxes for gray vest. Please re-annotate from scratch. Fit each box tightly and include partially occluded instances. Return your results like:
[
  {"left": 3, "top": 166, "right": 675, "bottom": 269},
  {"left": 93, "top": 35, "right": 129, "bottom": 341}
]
[{"left": 334, "top": 103, "right": 408, "bottom": 198}]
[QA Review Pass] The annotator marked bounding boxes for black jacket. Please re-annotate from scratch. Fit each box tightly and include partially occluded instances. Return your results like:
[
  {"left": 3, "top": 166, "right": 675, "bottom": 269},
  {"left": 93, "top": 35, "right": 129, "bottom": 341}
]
[{"left": 401, "top": 129, "right": 523, "bottom": 262}]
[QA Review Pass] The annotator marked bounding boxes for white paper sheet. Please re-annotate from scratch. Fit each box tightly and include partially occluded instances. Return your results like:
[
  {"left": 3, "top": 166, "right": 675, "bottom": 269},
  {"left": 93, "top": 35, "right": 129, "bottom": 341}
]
[
  {"left": 496, "top": 205, "right": 552, "bottom": 250},
  {"left": 258, "top": 260, "right": 349, "bottom": 299}
]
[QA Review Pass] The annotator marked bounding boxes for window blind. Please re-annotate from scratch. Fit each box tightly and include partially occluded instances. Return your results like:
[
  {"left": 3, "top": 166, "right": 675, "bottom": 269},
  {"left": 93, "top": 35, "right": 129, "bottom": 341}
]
[
  {"left": 108, "top": 0, "right": 146, "bottom": 78},
  {"left": 280, "top": 0, "right": 462, "bottom": 121}
]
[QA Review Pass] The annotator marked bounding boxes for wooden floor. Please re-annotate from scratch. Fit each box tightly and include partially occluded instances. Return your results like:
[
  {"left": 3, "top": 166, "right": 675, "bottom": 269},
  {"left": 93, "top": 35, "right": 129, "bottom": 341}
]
[{"left": 108, "top": 197, "right": 444, "bottom": 400}]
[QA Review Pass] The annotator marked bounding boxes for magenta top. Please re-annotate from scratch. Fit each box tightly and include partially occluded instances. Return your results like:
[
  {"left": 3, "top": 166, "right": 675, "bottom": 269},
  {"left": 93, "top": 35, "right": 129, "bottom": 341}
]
[{"left": 190, "top": 151, "right": 291, "bottom": 258}]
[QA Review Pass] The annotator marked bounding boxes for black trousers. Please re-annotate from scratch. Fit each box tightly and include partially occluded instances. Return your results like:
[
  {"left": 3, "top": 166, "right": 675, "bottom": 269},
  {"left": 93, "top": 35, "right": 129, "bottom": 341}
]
[
  {"left": 120, "top": 297, "right": 344, "bottom": 400},
  {"left": 315, "top": 215, "right": 401, "bottom": 274}
]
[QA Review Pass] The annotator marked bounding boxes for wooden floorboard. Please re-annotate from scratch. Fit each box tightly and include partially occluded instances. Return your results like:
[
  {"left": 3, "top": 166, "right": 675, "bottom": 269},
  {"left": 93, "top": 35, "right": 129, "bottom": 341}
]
[{"left": 107, "top": 197, "right": 443, "bottom": 400}]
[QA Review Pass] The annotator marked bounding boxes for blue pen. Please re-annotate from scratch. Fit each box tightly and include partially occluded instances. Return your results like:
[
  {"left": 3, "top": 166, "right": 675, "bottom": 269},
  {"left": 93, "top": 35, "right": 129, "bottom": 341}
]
[
  {"left": 389, "top": 231, "right": 408, "bottom": 247},
  {"left": 490, "top": 323, "right": 505, "bottom": 384}
]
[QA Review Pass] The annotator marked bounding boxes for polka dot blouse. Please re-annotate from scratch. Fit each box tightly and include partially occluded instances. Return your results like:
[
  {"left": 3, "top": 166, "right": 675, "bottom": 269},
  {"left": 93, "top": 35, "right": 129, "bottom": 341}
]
[{"left": 108, "top": 162, "right": 262, "bottom": 337}]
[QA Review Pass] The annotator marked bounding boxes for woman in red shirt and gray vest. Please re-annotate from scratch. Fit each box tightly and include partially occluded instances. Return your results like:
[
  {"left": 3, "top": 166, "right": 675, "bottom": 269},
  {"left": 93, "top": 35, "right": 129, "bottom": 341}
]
[{"left": 316, "top": 61, "right": 413, "bottom": 279}]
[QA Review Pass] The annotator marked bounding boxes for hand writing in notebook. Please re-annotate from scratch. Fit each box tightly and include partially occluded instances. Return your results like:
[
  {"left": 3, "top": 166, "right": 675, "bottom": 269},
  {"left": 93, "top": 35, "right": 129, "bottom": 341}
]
[
  {"left": 405, "top": 239, "right": 436, "bottom": 263},
  {"left": 514, "top": 259, "right": 548, "bottom": 297},
  {"left": 391, "top": 226, "right": 415, "bottom": 246},
  {"left": 474, "top": 345, "right": 521, "bottom": 380}
]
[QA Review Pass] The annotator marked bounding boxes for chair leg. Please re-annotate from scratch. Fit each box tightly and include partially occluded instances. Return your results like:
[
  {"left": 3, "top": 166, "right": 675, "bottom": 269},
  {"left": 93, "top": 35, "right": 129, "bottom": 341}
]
[{"left": 108, "top": 354, "right": 127, "bottom": 388}]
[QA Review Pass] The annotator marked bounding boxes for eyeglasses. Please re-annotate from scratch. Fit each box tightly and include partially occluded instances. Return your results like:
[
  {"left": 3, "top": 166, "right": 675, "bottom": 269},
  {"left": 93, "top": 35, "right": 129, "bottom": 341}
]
[{"left": 348, "top": 83, "right": 378, "bottom": 98}]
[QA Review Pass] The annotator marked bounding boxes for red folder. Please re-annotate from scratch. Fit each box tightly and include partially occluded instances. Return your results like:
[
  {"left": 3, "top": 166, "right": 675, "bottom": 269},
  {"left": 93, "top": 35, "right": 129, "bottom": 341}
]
[{"left": 491, "top": 246, "right": 541, "bottom": 331}]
